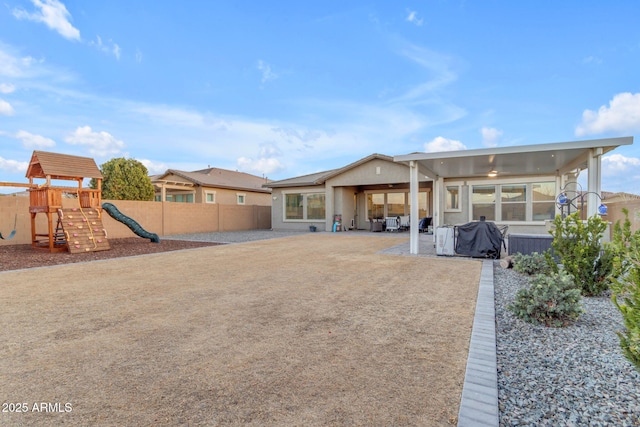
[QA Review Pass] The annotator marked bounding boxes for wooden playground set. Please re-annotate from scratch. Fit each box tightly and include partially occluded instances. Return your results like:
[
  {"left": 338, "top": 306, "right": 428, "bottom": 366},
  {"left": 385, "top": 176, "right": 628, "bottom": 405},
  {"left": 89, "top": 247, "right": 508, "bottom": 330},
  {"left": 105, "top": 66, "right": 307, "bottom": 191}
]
[{"left": 0, "top": 151, "right": 158, "bottom": 253}]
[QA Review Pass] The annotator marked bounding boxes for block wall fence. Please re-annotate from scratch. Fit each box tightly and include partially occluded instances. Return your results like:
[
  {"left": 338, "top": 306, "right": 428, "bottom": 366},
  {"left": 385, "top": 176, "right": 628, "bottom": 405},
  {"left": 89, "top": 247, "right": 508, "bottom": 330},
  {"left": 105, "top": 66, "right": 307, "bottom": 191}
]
[{"left": 0, "top": 196, "right": 271, "bottom": 246}]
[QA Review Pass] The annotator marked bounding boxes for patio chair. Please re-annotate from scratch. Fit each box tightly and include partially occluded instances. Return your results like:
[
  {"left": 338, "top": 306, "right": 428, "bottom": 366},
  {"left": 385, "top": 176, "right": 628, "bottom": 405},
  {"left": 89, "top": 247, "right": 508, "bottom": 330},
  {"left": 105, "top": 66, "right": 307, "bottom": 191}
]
[{"left": 385, "top": 216, "right": 400, "bottom": 232}]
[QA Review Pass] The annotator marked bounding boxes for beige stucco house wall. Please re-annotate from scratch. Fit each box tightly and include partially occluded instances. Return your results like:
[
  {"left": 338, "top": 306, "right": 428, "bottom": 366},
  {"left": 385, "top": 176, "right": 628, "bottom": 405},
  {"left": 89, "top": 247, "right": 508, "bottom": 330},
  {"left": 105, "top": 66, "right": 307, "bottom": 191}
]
[{"left": 266, "top": 154, "right": 432, "bottom": 232}]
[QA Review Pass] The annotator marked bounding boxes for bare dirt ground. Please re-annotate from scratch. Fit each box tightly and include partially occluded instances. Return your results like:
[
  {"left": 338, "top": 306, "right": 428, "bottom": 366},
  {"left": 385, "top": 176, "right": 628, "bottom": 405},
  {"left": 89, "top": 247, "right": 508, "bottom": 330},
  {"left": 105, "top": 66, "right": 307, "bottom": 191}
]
[{"left": 0, "top": 234, "right": 481, "bottom": 426}]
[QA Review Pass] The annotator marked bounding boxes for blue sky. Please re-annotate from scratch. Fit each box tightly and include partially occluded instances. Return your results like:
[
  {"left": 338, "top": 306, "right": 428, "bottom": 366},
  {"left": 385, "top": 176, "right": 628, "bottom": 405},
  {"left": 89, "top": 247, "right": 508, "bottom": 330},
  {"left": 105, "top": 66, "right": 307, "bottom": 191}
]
[{"left": 1, "top": 0, "right": 639, "bottom": 194}]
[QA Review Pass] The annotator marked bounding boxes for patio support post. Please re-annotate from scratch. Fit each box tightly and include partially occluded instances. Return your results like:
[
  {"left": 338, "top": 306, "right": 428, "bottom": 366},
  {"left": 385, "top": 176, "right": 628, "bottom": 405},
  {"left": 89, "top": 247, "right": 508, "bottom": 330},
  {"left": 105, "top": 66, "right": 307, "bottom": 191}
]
[
  {"left": 586, "top": 148, "right": 602, "bottom": 217},
  {"left": 433, "top": 176, "right": 443, "bottom": 231},
  {"left": 409, "top": 161, "right": 419, "bottom": 254}
]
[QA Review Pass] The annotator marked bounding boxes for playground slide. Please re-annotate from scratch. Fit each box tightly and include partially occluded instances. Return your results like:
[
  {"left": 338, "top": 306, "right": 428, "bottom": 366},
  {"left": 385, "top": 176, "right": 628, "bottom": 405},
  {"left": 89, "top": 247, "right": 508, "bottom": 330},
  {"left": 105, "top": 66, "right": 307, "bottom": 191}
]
[{"left": 101, "top": 202, "right": 160, "bottom": 243}]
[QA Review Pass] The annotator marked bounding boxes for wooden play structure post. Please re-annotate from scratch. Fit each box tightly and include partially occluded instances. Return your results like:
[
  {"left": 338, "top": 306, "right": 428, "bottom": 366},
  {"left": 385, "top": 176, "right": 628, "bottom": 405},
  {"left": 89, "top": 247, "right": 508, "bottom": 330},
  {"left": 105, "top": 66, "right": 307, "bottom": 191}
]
[{"left": 25, "top": 151, "right": 104, "bottom": 252}]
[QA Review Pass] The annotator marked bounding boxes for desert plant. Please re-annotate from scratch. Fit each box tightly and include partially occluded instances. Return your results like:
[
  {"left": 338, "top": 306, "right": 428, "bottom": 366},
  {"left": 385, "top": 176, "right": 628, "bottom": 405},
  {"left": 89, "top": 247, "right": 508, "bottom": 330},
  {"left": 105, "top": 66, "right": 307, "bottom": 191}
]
[
  {"left": 509, "top": 271, "right": 583, "bottom": 327},
  {"left": 512, "top": 251, "right": 558, "bottom": 276},
  {"left": 549, "top": 213, "right": 614, "bottom": 296},
  {"left": 610, "top": 208, "right": 640, "bottom": 371}
]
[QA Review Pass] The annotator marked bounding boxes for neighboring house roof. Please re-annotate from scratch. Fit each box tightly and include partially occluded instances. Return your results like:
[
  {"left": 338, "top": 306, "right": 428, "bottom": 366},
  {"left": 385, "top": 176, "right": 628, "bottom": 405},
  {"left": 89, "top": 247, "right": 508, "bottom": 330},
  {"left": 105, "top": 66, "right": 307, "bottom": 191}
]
[
  {"left": 26, "top": 150, "right": 102, "bottom": 180},
  {"left": 153, "top": 167, "right": 272, "bottom": 193},
  {"left": 265, "top": 153, "right": 394, "bottom": 188},
  {"left": 601, "top": 191, "right": 640, "bottom": 202}
]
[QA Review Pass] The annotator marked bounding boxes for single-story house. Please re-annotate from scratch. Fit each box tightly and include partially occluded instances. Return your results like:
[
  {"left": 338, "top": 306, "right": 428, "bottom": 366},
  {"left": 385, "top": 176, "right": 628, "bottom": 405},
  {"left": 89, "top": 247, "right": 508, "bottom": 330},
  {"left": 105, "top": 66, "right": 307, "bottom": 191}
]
[
  {"left": 266, "top": 136, "right": 634, "bottom": 254},
  {"left": 151, "top": 168, "right": 272, "bottom": 206},
  {"left": 265, "top": 154, "right": 433, "bottom": 232}
]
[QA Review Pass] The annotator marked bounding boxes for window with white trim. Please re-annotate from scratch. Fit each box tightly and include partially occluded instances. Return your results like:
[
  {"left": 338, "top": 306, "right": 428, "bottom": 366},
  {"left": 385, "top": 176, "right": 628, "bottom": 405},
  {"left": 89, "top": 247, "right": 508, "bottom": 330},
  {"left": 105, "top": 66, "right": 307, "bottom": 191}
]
[
  {"left": 236, "top": 193, "right": 246, "bottom": 205},
  {"left": 445, "top": 185, "right": 461, "bottom": 211},
  {"left": 284, "top": 192, "right": 325, "bottom": 220},
  {"left": 470, "top": 181, "right": 556, "bottom": 222},
  {"left": 205, "top": 191, "right": 216, "bottom": 203}
]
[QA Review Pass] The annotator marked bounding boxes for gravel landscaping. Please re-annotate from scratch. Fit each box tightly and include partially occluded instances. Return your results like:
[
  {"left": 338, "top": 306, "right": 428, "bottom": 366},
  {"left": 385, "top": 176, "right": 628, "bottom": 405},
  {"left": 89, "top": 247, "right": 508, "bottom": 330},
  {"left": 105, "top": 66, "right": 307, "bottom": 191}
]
[{"left": 495, "top": 263, "right": 640, "bottom": 426}]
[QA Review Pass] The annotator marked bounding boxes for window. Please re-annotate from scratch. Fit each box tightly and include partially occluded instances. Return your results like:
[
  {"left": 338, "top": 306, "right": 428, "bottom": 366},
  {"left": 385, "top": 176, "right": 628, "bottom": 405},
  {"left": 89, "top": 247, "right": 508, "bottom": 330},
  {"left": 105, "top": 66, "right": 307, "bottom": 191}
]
[
  {"left": 236, "top": 193, "right": 246, "bottom": 205},
  {"left": 469, "top": 181, "right": 556, "bottom": 222},
  {"left": 285, "top": 192, "right": 325, "bottom": 220},
  {"left": 205, "top": 191, "right": 216, "bottom": 203},
  {"left": 306, "top": 193, "right": 326, "bottom": 220},
  {"left": 472, "top": 185, "right": 496, "bottom": 220},
  {"left": 445, "top": 185, "right": 460, "bottom": 211},
  {"left": 367, "top": 193, "right": 385, "bottom": 220},
  {"left": 501, "top": 184, "right": 526, "bottom": 221},
  {"left": 387, "top": 193, "right": 405, "bottom": 217},
  {"left": 171, "top": 193, "right": 194, "bottom": 203},
  {"left": 532, "top": 182, "right": 556, "bottom": 220}
]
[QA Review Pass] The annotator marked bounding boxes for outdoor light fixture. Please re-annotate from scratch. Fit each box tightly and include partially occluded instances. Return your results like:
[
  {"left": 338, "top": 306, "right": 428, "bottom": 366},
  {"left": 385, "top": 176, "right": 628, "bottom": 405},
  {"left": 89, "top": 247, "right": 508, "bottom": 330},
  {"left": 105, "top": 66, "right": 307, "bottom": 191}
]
[{"left": 488, "top": 170, "right": 498, "bottom": 177}]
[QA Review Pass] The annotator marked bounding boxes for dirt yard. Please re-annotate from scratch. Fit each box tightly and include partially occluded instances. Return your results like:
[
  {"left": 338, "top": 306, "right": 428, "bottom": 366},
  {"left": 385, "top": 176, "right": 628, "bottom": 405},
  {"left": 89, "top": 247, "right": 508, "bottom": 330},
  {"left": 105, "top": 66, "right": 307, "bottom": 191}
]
[{"left": 0, "top": 234, "right": 481, "bottom": 426}]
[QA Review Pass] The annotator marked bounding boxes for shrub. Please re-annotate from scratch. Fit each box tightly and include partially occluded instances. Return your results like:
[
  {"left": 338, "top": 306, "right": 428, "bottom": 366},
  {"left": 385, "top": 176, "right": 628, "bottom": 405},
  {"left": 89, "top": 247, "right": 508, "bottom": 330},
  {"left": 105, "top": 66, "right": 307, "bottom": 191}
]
[
  {"left": 610, "top": 209, "right": 640, "bottom": 371},
  {"left": 550, "top": 213, "right": 614, "bottom": 296},
  {"left": 509, "top": 272, "right": 583, "bottom": 327},
  {"left": 512, "top": 251, "right": 558, "bottom": 276}
]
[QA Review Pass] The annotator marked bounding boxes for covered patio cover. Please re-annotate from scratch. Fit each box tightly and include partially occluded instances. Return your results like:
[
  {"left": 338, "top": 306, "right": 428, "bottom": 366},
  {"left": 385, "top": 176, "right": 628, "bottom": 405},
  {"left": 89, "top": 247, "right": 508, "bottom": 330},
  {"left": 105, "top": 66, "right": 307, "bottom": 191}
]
[{"left": 394, "top": 136, "right": 634, "bottom": 254}]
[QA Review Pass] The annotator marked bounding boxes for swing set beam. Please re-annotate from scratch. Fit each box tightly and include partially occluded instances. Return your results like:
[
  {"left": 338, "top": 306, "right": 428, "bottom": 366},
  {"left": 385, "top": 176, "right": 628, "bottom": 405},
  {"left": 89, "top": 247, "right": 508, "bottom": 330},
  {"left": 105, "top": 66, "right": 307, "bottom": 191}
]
[{"left": 0, "top": 182, "right": 37, "bottom": 188}]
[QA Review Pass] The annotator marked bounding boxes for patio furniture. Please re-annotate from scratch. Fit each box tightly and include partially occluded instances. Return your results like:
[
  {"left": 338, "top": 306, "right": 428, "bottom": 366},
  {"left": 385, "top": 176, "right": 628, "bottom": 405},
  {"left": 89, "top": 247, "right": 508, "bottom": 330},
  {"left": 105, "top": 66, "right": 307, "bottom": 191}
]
[{"left": 385, "top": 216, "right": 400, "bottom": 232}]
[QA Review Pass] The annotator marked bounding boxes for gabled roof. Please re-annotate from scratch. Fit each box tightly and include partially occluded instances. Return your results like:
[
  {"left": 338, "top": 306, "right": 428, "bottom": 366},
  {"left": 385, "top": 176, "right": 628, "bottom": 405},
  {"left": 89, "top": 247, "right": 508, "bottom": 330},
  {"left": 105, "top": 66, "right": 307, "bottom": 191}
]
[
  {"left": 265, "top": 153, "right": 395, "bottom": 188},
  {"left": 152, "top": 167, "right": 272, "bottom": 193},
  {"left": 26, "top": 151, "right": 102, "bottom": 180}
]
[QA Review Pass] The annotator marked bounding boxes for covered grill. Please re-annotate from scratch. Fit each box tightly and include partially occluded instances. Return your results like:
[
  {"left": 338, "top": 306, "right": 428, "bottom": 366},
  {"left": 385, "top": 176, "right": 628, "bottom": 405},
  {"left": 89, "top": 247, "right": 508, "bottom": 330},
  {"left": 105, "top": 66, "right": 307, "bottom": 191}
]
[{"left": 455, "top": 220, "right": 507, "bottom": 259}]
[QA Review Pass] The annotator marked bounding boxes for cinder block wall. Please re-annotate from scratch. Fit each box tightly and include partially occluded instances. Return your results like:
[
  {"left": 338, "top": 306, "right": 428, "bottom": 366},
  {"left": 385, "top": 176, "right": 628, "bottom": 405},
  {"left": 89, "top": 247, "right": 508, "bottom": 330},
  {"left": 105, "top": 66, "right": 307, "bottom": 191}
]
[
  {"left": 604, "top": 200, "right": 640, "bottom": 233},
  {"left": 0, "top": 196, "right": 271, "bottom": 246}
]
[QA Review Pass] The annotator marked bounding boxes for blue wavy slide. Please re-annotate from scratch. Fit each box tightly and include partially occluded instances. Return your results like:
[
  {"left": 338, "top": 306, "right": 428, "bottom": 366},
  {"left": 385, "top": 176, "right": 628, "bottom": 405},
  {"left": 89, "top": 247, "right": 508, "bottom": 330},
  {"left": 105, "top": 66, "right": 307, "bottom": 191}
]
[{"left": 101, "top": 202, "right": 160, "bottom": 243}]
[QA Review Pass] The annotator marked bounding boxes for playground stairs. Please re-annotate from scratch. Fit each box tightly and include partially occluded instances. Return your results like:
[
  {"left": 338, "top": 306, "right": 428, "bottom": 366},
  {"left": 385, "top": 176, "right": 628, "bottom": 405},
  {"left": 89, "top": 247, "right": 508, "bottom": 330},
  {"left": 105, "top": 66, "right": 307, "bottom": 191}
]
[{"left": 58, "top": 207, "right": 110, "bottom": 254}]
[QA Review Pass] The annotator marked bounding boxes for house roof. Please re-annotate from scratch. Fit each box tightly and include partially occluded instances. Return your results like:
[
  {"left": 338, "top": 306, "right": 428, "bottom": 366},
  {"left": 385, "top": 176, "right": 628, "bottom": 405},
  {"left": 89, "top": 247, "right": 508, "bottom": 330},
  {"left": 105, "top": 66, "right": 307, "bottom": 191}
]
[
  {"left": 26, "top": 150, "right": 102, "bottom": 180},
  {"left": 265, "top": 153, "right": 395, "bottom": 188},
  {"left": 152, "top": 167, "right": 272, "bottom": 193},
  {"left": 394, "top": 137, "right": 633, "bottom": 179}
]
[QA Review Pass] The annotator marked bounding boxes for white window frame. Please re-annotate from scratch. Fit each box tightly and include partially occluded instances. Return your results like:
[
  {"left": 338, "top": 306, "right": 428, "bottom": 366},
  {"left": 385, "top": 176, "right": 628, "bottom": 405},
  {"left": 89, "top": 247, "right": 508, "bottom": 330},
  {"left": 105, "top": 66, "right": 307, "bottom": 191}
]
[
  {"left": 466, "top": 177, "right": 556, "bottom": 224},
  {"left": 236, "top": 193, "right": 246, "bottom": 205},
  {"left": 282, "top": 190, "right": 326, "bottom": 222},
  {"left": 205, "top": 191, "right": 216, "bottom": 204},
  {"left": 444, "top": 183, "right": 462, "bottom": 212}
]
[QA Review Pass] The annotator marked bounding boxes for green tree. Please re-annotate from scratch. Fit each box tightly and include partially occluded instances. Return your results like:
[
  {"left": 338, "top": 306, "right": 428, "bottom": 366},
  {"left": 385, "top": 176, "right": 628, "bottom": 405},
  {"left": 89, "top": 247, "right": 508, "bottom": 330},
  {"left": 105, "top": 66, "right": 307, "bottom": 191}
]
[{"left": 91, "top": 158, "right": 155, "bottom": 201}]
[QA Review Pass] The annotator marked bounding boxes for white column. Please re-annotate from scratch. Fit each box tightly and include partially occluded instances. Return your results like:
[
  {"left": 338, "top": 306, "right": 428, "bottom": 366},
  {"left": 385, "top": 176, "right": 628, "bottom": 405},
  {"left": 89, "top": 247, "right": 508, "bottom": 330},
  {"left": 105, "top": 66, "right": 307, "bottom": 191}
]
[
  {"left": 433, "top": 176, "right": 443, "bottom": 229},
  {"left": 409, "top": 161, "right": 419, "bottom": 254},
  {"left": 587, "top": 148, "right": 602, "bottom": 217}
]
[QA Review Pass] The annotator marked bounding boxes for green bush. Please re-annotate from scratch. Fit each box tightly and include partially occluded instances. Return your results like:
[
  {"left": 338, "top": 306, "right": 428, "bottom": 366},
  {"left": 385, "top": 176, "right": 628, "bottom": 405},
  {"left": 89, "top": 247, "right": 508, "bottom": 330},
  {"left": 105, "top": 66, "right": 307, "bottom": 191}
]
[
  {"left": 610, "top": 209, "right": 640, "bottom": 371},
  {"left": 509, "top": 272, "right": 583, "bottom": 327},
  {"left": 550, "top": 213, "right": 614, "bottom": 296},
  {"left": 512, "top": 251, "right": 558, "bottom": 276}
]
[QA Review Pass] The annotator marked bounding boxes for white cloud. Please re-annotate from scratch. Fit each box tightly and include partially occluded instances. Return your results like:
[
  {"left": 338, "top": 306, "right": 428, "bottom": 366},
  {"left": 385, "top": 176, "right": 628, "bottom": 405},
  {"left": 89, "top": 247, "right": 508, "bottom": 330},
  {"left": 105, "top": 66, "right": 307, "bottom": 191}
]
[
  {"left": 481, "top": 127, "right": 502, "bottom": 147},
  {"left": 15, "top": 130, "right": 56, "bottom": 148},
  {"left": 576, "top": 92, "right": 640, "bottom": 136},
  {"left": 137, "top": 159, "right": 168, "bottom": 175},
  {"left": 135, "top": 49, "right": 143, "bottom": 64},
  {"left": 0, "top": 99, "right": 15, "bottom": 116},
  {"left": 89, "top": 36, "right": 121, "bottom": 60},
  {"left": 237, "top": 156, "right": 285, "bottom": 176},
  {"left": 406, "top": 10, "right": 424, "bottom": 26},
  {"left": 64, "top": 126, "right": 125, "bottom": 157},
  {"left": 13, "top": 0, "right": 80, "bottom": 41},
  {"left": 0, "top": 156, "right": 29, "bottom": 173},
  {"left": 424, "top": 136, "right": 467, "bottom": 152},
  {"left": 0, "top": 83, "right": 15, "bottom": 94},
  {"left": 237, "top": 142, "right": 285, "bottom": 176},
  {"left": 257, "top": 60, "right": 277, "bottom": 84},
  {"left": 602, "top": 153, "right": 640, "bottom": 175}
]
